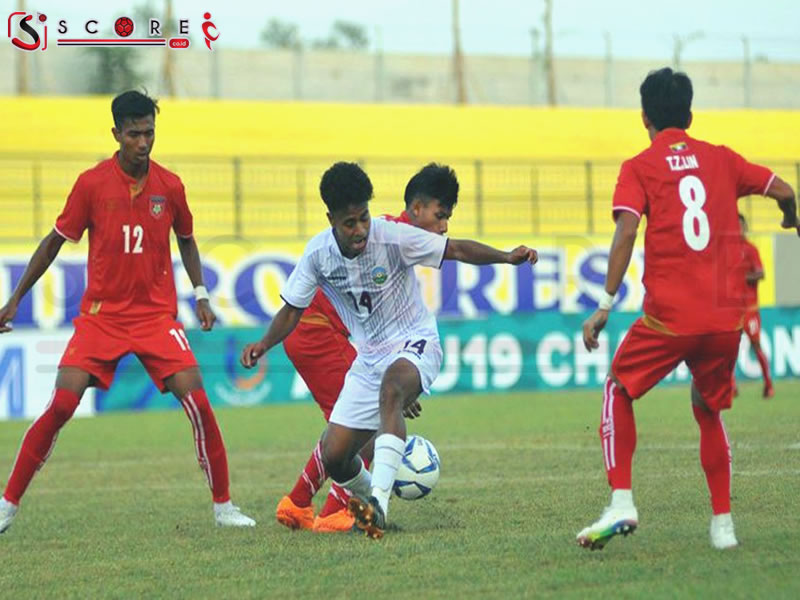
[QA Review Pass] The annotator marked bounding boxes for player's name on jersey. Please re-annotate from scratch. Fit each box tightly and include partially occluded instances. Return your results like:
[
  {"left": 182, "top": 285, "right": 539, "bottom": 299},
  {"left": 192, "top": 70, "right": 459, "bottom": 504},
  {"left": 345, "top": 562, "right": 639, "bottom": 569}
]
[{"left": 665, "top": 154, "right": 699, "bottom": 171}]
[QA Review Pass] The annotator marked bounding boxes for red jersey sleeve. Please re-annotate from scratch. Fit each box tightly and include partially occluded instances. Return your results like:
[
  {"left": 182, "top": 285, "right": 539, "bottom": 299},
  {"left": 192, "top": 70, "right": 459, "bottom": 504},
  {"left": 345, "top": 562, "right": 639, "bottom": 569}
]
[
  {"left": 172, "top": 182, "right": 193, "bottom": 238},
  {"left": 723, "top": 147, "right": 774, "bottom": 197},
  {"left": 54, "top": 174, "right": 92, "bottom": 242},
  {"left": 612, "top": 159, "right": 646, "bottom": 220}
]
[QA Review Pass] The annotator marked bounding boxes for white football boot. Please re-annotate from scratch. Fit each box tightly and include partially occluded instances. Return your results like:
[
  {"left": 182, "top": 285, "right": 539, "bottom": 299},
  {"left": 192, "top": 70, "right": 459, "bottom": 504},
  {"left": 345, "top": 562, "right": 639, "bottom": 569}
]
[
  {"left": 577, "top": 503, "right": 638, "bottom": 550},
  {"left": 0, "top": 498, "right": 18, "bottom": 534},
  {"left": 710, "top": 513, "right": 738, "bottom": 549},
  {"left": 214, "top": 502, "right": 256, "bottom": 527}
]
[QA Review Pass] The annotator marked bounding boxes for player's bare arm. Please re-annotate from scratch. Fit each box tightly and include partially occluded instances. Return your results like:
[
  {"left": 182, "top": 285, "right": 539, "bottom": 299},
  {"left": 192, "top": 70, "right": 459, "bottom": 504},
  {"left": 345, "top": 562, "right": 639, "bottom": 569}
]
[
  {"left": 241, "top": 303, "right": 305, "bottom": 368},
  {"left": 444, "top": 239, "right": 538, "bottom": 265},
  {"left": 765, "top": 176, "right": 799, "bottom": 235},
  {"left": 176, "top": 235, "right": 215, "bottom": 331},
  {"left": 583, "top": 211, "right": 640, "bottom": 351},
  {"left": 0, "top": 230, "right": 66, "bottom": 334}
]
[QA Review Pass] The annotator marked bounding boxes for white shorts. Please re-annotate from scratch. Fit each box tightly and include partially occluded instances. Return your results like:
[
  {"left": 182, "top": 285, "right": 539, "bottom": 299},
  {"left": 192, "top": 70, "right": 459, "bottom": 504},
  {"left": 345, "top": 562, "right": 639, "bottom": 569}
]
[{"left": 328, "top": 334, "right": 443, "bottom": 431}]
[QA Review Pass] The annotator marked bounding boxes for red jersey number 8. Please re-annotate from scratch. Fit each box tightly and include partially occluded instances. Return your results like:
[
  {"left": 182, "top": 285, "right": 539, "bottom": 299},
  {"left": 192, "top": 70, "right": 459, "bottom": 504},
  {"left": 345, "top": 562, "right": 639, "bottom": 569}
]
[
  {"left": 678, "top": 175, "right": 710, "bottom": 251},
  {"left": 122, "top": 224, "right": 144, "bottom": 254}
]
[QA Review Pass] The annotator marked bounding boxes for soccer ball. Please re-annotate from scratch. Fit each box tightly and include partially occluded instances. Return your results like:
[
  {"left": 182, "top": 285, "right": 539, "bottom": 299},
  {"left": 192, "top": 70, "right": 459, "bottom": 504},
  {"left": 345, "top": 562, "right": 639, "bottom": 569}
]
[
  {"left": 115, "top": 17, "right": 134, "bottom": 37},
  {"left": 392, "top": 435, "right": 440, "bottom": 500}
]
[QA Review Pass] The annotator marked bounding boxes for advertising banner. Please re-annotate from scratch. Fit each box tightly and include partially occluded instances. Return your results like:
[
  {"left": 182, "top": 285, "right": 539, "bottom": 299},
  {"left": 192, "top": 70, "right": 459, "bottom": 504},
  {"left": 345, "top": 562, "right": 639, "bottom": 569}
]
[
  {"left": 89, "top": 307, "right": 799, "bottom": 412},
  {"left": 0, "top": 234, "right": 777, "bottom": 330},
  {"left": 0, "top": 329, "right": 95, "bottom": 420}
]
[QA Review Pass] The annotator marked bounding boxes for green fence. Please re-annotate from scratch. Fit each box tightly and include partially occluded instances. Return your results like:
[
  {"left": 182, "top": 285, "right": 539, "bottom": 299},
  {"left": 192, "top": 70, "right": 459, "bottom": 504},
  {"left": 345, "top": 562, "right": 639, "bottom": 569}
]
[{"left": 1, "top": 154, "right": 797, "bottom": 242}]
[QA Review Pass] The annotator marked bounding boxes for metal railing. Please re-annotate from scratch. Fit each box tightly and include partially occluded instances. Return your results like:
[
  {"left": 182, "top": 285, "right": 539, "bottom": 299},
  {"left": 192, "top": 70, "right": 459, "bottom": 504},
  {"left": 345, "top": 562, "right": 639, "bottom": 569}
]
[{"left": 1, "top": 154, "right": 796, "bottom": 242}]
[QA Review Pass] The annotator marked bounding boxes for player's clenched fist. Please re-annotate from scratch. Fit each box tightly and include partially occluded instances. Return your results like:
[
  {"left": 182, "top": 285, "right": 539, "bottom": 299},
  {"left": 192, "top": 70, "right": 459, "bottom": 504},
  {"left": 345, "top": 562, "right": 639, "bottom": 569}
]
[
  {"left": 195, "top": 299, "right": 216, "bottom": 331},
  {"left": 780, "top": 213, "right": 800, "bottom": 237},
  {"left": 240, "top": 340, "right": 268, "bottom": 368},
  {"left": 0, "top": 301, "right": 17, "bottom": 334},
  {"left": 507, "top": 245, "right": 538, "bottom": 266}
]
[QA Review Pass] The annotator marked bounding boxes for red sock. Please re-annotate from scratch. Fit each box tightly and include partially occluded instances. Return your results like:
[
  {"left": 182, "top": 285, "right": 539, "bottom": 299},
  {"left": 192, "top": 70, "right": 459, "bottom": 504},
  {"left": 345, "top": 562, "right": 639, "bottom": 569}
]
[
  {"left": 600, "top": 378, "right": 636, "bottom": 489},
  {"left": 4, "top": 389, "right": 80, "bottom": 505},
  {"left": 692, "top": 405, "right": 731, "bottom": 514},
  {"left": 288, "top": 440, "right": 327, "bottom": 508},
  {"left": 179, "top": 389, "right": 230, "bottom": 503},
  {"left": 754, "top": 347, "right": 772, "bottom": 387},
  {"left": 319, "top": 457, "right": 371, "bottom": 518},
  {"left": 319, "top": 484, "right": 350, "bottom": 517}
]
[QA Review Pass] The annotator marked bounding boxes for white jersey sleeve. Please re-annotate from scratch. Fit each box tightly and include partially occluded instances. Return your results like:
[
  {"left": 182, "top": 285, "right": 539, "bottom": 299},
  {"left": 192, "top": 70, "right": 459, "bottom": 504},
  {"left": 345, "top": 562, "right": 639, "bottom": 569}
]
[
  {"left": 392, "top": 223, "right": 448, "bottom": 269},
  {"left": 280, "top": 245, "right": 319, "bottom": 308}
]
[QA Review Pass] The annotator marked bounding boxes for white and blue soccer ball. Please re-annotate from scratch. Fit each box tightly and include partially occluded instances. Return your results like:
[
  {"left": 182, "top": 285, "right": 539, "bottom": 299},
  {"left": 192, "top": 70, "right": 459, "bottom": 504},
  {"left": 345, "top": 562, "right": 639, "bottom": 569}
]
[{"left": 392, "top": 435, "right": 441, "bottom": 500}]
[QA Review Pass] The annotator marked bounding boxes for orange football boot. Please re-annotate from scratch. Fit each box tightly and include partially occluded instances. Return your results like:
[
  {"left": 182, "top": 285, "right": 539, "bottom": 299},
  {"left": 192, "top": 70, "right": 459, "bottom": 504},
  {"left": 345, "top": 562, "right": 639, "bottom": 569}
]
[
  {"left": 312, "top": 508, "right": 355, "bottom": 533},
  {"left": 275, "top": 495, "right": 314, "bottom": 530}
]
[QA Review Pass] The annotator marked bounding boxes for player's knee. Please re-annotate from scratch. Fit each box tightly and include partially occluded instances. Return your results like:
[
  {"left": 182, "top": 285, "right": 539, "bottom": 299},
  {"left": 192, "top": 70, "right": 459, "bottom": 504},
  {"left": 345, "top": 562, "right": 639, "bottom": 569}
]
[{"left": 50, "top": 389, "right": 81, "bottom": 423}]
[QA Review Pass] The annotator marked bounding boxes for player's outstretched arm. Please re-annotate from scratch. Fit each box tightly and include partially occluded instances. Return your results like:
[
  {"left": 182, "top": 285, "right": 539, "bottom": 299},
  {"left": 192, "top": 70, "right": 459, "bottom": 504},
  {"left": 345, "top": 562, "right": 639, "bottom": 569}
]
[
  {"left": 176, "top": 235, "right": 216, "bottom": 331},
  {"left": 765, "top": 176, "right": 799, "bottom": 236},
  {"left": 444, "top": 239, "right": 538, "bottom": 266},
  {"left": 0, "top": 230, "right": 66, "bottom": 334},
  {"left": 240, "top": 303, "right": 305, "bottom": 368},
  {"left": 582, "top": 211, "right": 639, "bottom": 351}
]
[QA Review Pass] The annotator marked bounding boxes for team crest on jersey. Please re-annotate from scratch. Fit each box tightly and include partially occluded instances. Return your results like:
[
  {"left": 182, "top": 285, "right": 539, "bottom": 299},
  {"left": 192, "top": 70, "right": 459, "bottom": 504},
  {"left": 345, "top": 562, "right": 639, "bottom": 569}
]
[
  {"left": 149, "top": 195, "right": 166, "bottom": 219},
  {"left": 371, "top": 266, "right": 388, "bottom": 285},
  {"left": 669, "top": 142, "right": 688, "bottom": 153}
]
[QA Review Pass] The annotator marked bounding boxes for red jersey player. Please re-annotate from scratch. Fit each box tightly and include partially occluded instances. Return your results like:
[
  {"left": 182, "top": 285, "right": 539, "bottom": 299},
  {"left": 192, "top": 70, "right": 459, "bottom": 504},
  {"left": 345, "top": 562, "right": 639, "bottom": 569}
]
[
  {"left": 577, "top": 68, "right": 798, "bottom": 551},
  {"left": 275, "top": 163, "right": 458, "bottom": 532},
  {"left": 736, "top": 213, "right": 773, "bottom": 398},
  {"left": 0, "top": 91, "right": 254, "bottom": 533}
]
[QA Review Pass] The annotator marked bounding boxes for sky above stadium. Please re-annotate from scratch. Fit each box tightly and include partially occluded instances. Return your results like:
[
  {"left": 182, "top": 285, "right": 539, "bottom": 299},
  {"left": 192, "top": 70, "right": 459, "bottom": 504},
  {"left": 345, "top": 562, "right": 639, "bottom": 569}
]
[{"left": 16, "top": 0, "right": 799, "bottom": 62}]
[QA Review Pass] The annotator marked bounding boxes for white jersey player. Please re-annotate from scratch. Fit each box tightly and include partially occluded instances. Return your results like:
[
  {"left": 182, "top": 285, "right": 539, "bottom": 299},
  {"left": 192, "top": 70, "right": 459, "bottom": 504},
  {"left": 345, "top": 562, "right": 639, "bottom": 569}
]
[{"left": 241, "top": 162, "right": 538, "bottom": 539}]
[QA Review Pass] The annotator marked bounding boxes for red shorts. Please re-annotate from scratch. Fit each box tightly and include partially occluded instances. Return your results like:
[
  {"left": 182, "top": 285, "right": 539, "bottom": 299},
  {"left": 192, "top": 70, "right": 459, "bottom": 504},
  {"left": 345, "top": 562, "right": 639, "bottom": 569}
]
[
  {"left": 60, "top": 314, "right": 198, "bottom": 392},
  {"left": 283, "top": 323, "right": 357, "bottom": 421},
  {"left": 743, "top": 310, "right": 761, "bottom": 343},
  {"left": 612, "top": 318, "right": 741, "bottom": 412}
]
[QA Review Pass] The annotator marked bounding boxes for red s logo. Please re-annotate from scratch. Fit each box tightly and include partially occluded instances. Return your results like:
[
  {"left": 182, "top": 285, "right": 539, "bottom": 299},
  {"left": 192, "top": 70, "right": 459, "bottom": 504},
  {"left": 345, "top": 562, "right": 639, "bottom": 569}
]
[
  {"left": 201, "top": 12, "right": 218, "bottom": 50},
  {"left": 8, "top": 12, "right": 47, "bottom": 51}
]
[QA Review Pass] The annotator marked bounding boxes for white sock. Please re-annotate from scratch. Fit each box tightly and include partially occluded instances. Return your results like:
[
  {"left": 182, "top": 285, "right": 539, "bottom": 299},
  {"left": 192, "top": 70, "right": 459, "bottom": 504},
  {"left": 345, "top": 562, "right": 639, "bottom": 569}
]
[
  {"left": 712, "top": 513, "right": 733, "bottom": 526},
  {"left": 214, "top": 500, "right": 233, "bottom": 513},
  {"left": 371, "top": 434, "right": 406, "bottom": 517},
  {"left": 0, "top": 497, "right": 17, "bottom": 511},
  {"left": 611, "top": 489, "right": 634, "bottom": 508},
  {"left": 336, "top": 458, "right": 372, "bottom": 497}
]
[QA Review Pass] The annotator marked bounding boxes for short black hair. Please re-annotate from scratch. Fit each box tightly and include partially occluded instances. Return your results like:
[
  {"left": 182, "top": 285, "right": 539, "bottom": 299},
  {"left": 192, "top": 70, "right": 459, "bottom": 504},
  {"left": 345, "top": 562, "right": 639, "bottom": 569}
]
[
  {"left": 320, "top": 162, "right": 373, "bottom": 214},
  {"left": 404, "top": 163, "right": 459, "bottom": 210},
  {"left": 640, "top": 67, "right": 693, "bottom": 131},
  {"left": 111, "top": 90, "right": 159, "bottom": 129}
]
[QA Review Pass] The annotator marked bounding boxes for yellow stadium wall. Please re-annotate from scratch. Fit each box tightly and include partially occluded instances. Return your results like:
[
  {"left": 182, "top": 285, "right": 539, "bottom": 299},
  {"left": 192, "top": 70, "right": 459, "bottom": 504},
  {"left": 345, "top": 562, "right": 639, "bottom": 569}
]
[{"left": 2, "top": 96, "right": 800, "bottom": 161}]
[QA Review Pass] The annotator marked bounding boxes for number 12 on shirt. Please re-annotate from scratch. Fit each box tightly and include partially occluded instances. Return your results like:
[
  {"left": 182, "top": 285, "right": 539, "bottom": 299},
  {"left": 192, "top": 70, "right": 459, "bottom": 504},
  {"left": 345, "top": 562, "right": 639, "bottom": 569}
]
[{"left": 122, "top": 224, "right": 144, "bottom": 254}]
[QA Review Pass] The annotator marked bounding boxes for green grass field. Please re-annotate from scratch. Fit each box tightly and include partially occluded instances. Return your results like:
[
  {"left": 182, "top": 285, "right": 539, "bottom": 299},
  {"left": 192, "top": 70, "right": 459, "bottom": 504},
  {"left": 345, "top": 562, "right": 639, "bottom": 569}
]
[{"left": 1, "top": 381, "right": 798, "bottom": 599}]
